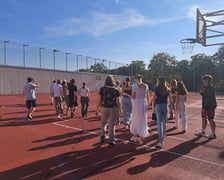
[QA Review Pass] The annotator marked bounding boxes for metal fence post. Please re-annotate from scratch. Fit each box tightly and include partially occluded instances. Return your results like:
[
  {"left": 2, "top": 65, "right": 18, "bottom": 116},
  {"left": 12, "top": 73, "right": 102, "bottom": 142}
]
[
  {"left": 66, "top": 52, "right": 71, "bottom": 71},
  {"left": 77, "top": 55, "right": 82, "bottom": 72},
  {"left": 23, "top": 44, "right": 28, "bottom": 67},
  {"left": 53, "top": 49, "right": 59, "bottom": 70},
  {"left": 39, "top": 47, "right": 44, "bottom": 68},
  {"left": 3, "top": 40, "right": 10, "bottom": 65}
]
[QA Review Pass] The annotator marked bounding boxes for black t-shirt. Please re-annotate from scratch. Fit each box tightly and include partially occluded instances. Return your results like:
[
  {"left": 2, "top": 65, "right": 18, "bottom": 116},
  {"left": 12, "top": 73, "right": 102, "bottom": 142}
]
[
  {"left": 154, "top": 87, "right": 170, "bottom": 104},
  {"left": 171, "top": 87, "right": 176, "bottom": 94},
  {"left": 99, "top": 86, "right": 120, "bottom": 108},
  {"left": 123, "top": 87, "right": 132, "bottom": 96},
  {"left": 68, "top": 84, "right": 77, "bottom": 99},
  {"left": 200, "top": 85, "right": 217, "bottom": 109}
]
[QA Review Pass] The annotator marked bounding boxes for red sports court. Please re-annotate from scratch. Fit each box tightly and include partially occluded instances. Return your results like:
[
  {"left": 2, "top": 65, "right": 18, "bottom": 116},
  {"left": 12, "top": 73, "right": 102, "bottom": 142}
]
[
  {"left": 1, "top": 6, "right": 224, "bottom": 180},
  {"left": 0, "top": 92, "right": 224, "bottom": 179}
]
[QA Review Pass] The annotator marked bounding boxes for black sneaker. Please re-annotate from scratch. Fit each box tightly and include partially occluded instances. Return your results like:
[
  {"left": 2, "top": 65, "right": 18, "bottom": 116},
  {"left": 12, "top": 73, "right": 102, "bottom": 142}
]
[
  {"left": 27, "top": 114, "right": 32, "bottom": 120},
  {"left": 71, "top": 112, "right": 74, "bottom": 118},
  {"left": 109, "top": 141, "right": 115, "bottom": 146},
  {"left": 100, "top": 136, "right": 105, "bottom": 145},
  {"left": 195, "top": 132, "right": 205, "bottom": 137}
]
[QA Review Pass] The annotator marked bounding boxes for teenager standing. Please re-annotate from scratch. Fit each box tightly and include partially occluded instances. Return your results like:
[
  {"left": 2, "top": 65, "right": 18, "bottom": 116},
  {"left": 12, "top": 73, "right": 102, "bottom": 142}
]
[
  {"left": 96, "top": 75, "right": 121, "bottom": 146},
  {"left": 121, "top": 77, "right": 132, "bottom": 128},
  {"left": 175, "top": 81, "right": 188, "bottom": 132},
  {"left": 52, "top": 80, "right": 63, "bottom": 119},
  {"left": 129, "top": 74, "right": 150, "bottom": 145},
  {"left": 23, "top": 77, "right": 40, "bottom": 120},
  {"left": 195, "top": 75, "right": 217, "bottom": 139},
  {"left": 80, "top": 82, "right": 90, "bottom": 117},
  {"left": 152, "top": 77, "right": 172, "bottom": 148},
  {"left": 68, "top": 79, "right": 78, "bottom": 118},
  {"left": 50, "top": 80, "right": 56, "bottom": 105},
  {"left": 168, "top": 79, "right": 177, "bottom": 120},
  {"left": 62, "top": 80, "right": 69, "bottom": 115}
]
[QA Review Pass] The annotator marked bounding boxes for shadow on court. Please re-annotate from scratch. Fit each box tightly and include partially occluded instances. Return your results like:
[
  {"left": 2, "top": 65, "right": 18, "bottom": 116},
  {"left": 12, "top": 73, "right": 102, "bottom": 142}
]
[
  {"left": 0, "top": 142, "right": 159, "bottom": 180},
  {"left": 220, "top": 152, "right": 224, "bottom": 159},
  {"left": 127, "top": 136, "right": 211, "bottom": 175}
]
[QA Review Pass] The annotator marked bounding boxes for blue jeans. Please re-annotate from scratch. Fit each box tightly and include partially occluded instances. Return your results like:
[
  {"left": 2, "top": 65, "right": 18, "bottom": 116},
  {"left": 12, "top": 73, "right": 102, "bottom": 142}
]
[
  {"left": 156, "top": 103, "right": 168, "bottom": 144},
  {"left": 122, "top": 96, "right": 132, "bottom": 125},
  {"left": 81, "top": 97, "right": 89, "bottom": 117}
]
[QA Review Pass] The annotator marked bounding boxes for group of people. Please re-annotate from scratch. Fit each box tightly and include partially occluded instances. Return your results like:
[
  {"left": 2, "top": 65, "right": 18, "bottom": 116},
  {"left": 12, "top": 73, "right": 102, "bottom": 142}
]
[
  {"left": 23, "top": 73, "right": 217, "bottom": 149},
  {"left": 50, "top": 79, "right": 91, "bottom": 119},
  {"left": 96, "top": 74, "right": 217, "bottom": 148},
  {"left": 23, "top": 77, "right": 90, "bottom": 120}
]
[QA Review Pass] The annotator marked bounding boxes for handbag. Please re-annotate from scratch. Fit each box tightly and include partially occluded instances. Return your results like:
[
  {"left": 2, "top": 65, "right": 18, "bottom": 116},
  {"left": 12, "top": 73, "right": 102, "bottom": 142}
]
[{"left": 152, "top": 112, "right": 157, "bottom": 121}]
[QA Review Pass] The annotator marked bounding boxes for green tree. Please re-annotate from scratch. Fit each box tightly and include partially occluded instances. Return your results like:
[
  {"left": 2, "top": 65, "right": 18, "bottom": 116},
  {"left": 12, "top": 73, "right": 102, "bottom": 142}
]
[
  {"left": 90, "top": 63, "right": 108, "bottom": 74},
  {"left": 148, "top": 52, "right": 178, "bottom": 83},
  {"left": 212, "top": 46, "right": 224, "bottom": 83},
  {"left": 189, "top": 54, "right": 216, "bottom": 91}
]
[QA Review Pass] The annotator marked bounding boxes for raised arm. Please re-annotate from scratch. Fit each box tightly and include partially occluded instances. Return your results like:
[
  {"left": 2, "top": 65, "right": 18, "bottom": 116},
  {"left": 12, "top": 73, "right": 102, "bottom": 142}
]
[{"left": 33, "top": 79, "right": 40, "bottom": 88}]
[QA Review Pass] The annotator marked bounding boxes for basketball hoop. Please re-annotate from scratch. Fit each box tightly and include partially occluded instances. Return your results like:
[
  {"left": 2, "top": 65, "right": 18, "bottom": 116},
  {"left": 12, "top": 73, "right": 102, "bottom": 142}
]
[{"left": 180, "top": 38, "right": 197, "bottom": 55}]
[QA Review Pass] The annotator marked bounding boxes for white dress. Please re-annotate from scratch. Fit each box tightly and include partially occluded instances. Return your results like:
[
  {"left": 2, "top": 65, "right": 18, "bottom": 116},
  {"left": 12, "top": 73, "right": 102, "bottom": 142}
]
[{"left": 130, "top": 83, "right": 149, "bottom": 138}]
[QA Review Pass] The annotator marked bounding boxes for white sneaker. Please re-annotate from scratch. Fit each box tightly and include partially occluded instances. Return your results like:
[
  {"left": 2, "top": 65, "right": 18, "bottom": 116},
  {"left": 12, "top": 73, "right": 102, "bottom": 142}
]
[
  {"left": 57, "top": 115, "right": 63, "bottom": 120},
  {"left": 130, "top": 136, "right": 137, "bottom": 142},
  {"left": 208, "top": 134, "right": 217, "bottom": 139},
  {"left": 156, "top": 142, "right": 163, "bottom": 149}
]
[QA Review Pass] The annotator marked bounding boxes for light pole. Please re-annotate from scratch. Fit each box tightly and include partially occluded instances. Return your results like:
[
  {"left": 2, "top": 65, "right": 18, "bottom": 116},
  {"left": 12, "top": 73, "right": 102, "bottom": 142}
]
[
  {"left": 53, "top": 49, "right": 59, "bottom": 70},
  {"left": 3, "top": 40, "right": 10, "bottom": 65},
  {"left": 39, "top": 47, "right": 44, "bottom": 68},
  {"left": 76, "top": 55, "right": 82, "bottom": 72},
  {"left": 23, "top": 44, "right": 28, "bottom": 67},
  {"left": 65, "top": 52, "right": 71, "bottom": 71},
  {"left": 86, "top": 56, "right": 91, "bottom": 70}
]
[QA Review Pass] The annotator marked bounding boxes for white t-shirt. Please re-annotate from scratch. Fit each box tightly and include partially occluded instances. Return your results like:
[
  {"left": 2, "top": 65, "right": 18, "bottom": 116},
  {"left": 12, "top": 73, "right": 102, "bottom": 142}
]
[
  {"left": 24, "top": 82, "right": 37, "bottom": 100},
  {"left": 80, "top": 87, "right": 90, "bottom": 97},
  {"left": 53, "top": 84, "right": 62, "bottom": 97}
]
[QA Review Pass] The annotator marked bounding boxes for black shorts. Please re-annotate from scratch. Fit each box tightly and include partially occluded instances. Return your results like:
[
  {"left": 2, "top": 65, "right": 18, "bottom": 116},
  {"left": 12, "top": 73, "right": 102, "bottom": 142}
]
[
  {"left": 26, "top": 100, "right": 37, "bottom": 109},
  {"left": 69, "top": 100, "right": 78, "bottom": 108}
]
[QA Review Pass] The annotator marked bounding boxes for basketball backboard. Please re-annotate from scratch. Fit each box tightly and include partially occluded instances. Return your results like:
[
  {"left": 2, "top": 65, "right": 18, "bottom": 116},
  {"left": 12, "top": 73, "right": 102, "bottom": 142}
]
[
  {"left": 181, "top": 8, "right": 224, "bottom": 54},
  {"left": 196, "top": 9, "right": 206, "bottom": 46}
]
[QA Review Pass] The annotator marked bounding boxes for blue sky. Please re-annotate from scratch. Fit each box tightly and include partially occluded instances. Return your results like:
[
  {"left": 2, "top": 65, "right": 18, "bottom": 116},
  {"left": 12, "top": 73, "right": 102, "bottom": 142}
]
[{"left": 0, "top": 0, "right": 224, "bottom": 65}]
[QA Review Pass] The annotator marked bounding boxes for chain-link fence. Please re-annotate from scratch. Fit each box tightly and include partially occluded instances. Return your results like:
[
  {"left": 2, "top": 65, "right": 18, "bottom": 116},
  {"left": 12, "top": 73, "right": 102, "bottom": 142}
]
[{"left": 0, "top": 40, "right": 128, "bottom": 75}]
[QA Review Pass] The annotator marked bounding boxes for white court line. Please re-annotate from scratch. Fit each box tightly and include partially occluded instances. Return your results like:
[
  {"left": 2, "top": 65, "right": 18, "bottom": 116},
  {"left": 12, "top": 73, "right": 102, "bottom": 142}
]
[
  {"left": 61, "top": 119, "right": 188, "bottom": 142},
  {"left": 148, "top": 122, "right": 188, "bottom": 141},
  {"left": 52, "top": 121, "right": 224, "bottom": 168}
]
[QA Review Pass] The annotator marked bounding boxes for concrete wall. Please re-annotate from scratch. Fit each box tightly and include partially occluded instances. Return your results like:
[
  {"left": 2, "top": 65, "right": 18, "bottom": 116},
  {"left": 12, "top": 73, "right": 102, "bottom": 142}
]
[{"left": 0, "top": 65, "right": 125, "bottom": 95}]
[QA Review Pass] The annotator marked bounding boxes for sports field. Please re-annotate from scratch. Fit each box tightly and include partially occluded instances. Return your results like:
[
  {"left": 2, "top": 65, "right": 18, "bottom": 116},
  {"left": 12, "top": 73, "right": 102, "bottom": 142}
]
[{"left": 0, "top": 93, "right": 224, "bottom": 180}]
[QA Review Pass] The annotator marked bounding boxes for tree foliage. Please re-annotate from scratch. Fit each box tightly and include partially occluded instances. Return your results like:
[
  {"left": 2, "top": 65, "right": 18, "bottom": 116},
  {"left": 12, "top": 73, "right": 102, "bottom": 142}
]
[{"left": 86, "top": 46, "right": 224, "bottom": 92}]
